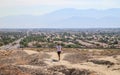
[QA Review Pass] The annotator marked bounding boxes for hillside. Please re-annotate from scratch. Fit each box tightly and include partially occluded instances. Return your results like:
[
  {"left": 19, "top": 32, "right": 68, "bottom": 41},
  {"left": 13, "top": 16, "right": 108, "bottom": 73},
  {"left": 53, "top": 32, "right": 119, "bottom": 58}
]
[{"left": 0, "top": 49, "right": 120, "bottom": 75}]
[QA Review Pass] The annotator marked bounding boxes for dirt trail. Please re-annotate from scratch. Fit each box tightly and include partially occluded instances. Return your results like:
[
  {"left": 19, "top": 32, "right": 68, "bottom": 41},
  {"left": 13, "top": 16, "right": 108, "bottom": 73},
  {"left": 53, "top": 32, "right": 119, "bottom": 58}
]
[{"left": 44, "top": 52, "right": 71, "bottom": 67}]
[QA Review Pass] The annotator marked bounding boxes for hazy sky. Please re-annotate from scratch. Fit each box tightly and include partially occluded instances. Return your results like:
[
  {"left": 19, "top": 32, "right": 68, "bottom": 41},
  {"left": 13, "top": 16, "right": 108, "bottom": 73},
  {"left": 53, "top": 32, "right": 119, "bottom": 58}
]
[{"left": 0, "top": 0, "right": 120, "bottom": 17}]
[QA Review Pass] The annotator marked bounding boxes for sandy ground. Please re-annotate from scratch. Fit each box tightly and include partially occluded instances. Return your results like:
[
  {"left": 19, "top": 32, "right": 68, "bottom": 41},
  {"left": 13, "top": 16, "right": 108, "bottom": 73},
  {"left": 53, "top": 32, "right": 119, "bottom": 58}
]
[
  {"left": 24, "top": 50, "right": 39, "bottom": 55},
  {"left": 21, "top": 50, "right": 120, "bottom": 75}
]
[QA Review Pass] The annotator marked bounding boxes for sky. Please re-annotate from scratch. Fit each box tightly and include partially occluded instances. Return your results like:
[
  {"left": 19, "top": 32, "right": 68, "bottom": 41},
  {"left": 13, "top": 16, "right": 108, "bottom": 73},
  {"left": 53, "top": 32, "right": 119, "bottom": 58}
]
[{"left": 0, "top": 0, "right": 120, "bottom": 17}]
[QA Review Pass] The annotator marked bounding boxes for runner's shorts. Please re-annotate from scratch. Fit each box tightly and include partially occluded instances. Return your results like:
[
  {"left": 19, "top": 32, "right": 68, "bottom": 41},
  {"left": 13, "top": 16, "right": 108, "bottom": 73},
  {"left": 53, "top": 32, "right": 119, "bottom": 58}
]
[{"left": 57, "top": 51, "right": 61, "bottom": 55}]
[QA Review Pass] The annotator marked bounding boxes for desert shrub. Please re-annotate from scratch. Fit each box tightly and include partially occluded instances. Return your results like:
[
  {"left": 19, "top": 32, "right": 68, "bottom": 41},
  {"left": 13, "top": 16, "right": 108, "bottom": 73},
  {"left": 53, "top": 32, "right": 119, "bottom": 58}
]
[{"left": 65, "top": 44, "right": 80, "bottom": 48}]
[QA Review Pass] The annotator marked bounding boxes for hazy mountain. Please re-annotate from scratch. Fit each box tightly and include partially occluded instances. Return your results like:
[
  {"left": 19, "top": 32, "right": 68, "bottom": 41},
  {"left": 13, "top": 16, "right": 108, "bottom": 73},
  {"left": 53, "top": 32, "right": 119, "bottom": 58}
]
[{"left": 0, "top": 8, "right": 120, "bottom": 28}]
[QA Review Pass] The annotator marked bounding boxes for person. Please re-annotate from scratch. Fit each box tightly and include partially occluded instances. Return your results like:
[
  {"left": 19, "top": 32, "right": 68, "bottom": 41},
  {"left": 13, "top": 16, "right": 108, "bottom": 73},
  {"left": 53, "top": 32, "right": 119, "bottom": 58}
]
[{"left": 56, "top": 43, "right": 62, "bottom": 61}]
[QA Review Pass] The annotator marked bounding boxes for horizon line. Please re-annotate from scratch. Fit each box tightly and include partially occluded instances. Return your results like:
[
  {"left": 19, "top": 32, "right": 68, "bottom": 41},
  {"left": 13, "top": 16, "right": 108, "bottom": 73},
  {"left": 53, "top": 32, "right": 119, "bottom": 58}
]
[{"left": 0, "top": 27, "right": 120, "bottom": 29}]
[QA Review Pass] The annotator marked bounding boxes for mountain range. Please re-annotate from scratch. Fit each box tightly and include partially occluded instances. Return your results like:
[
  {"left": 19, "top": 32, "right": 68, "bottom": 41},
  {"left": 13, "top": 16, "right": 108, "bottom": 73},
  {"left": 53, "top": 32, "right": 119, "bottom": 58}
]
[{"left": 0, "top": 8, "right": 120, "bottom": 28}]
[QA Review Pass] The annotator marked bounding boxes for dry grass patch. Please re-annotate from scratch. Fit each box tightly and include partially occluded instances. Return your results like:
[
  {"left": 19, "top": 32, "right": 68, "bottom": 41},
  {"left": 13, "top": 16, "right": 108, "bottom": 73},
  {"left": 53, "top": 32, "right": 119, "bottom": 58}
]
[
  {"left": 24, "top": 52, "right": 51, "bottom": 66},
  {"left": 0, "top": 64, "right": 99, "bottom": 75},
  {"left": 0, "top": 50, "right": 51, "bottom": 66},
  {"left": 88, "top": 59, "right": 114, "bottom": 66},
  {"left": 63, "top": 52, "right": 92, "bottom": 64},
  {"left": 48, "top": 65, "right": 99, "bottom": 75},
  {"left": 0, "top": 50, "right": 28, "bottom": 65},
  {"left": 0, "top": 64, "right": 30, "bottom": 75},
  {"left": 100, "top": 49, "right": 120, "bottom": 56}
]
